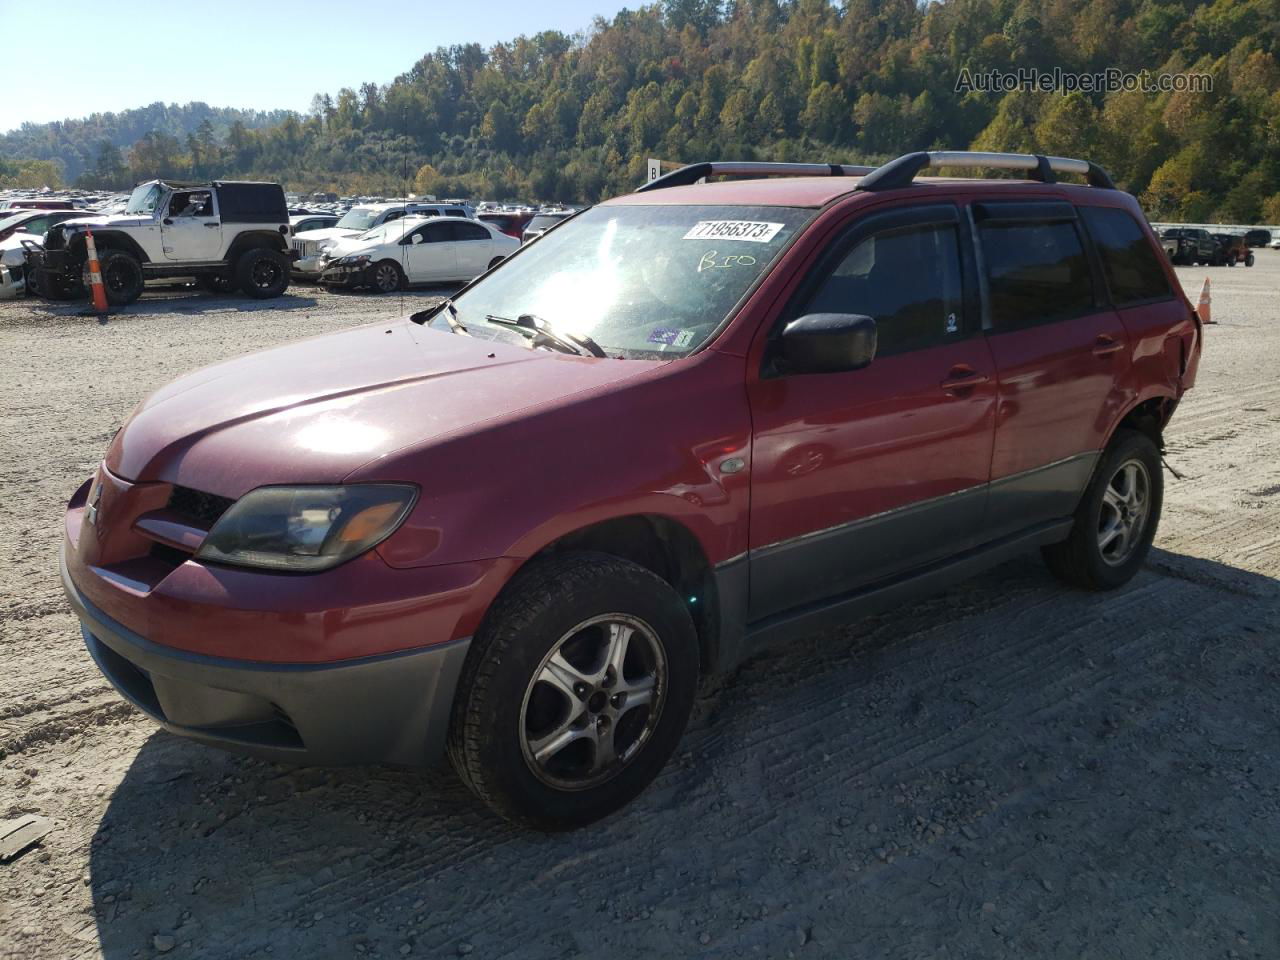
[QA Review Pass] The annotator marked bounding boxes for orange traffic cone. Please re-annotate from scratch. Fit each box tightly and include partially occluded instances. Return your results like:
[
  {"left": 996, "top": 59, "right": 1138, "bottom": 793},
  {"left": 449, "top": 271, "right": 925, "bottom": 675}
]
[
  {"left": 1196, "top": 276, "right": 1214, "bottom": 325},
  {"left": 84, "top": 227, "right": 109, "bottom": 314}
]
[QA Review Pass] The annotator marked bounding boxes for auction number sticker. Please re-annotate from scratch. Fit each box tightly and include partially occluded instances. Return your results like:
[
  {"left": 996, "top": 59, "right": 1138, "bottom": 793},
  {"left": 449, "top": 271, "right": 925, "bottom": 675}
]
[{"left": 683, "top": 220, "right": 785, "bottom": 243}]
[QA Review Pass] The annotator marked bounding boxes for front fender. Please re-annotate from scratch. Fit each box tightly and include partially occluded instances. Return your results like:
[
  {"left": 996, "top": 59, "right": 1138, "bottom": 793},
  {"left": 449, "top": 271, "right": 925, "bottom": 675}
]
[{"left": 360, "top": 351, "right": 753, "bottom": 572}]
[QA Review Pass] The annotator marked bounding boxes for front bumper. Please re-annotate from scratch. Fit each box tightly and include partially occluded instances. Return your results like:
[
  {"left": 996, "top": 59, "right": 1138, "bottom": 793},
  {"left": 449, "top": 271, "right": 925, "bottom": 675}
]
[
  {"left": 319, "top": 261, "right": 366, "bottom": 286},
  {"left": 291, "top": 254, "right": 325, "bottom": 277},
  {"left": 0, "top": 262, "right": 23, "bottom": 300},
  {"left": 62, "top": 543, "right": 470, "bottom": 766}
]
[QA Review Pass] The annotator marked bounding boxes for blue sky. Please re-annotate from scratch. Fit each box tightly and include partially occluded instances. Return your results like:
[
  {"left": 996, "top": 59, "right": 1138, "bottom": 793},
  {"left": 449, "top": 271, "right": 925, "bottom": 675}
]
[{"left": 1, "top": 0, "right": 630, "bottom": 131}]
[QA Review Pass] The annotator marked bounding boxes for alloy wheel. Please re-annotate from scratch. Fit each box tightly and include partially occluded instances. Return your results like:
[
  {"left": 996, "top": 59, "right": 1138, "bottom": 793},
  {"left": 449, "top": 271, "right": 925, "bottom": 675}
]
[
  {"left": 519, "top": 614, "right": 666, "bottom": 791},
  {"left": 251, "top": 259, "right": 281, "bottom": 290},
  {"left": 373, "top": 264, "right": 399, "bottom": 292},
  {"left": 1097, "top": 458, "right": 1151, "bottom": 566}
]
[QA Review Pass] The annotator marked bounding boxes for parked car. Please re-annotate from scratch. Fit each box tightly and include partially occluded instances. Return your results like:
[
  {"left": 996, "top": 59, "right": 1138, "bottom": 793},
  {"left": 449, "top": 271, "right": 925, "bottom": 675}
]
[
  {"left": 29, "top": 180, "right": 294, "bottom": 304},
  {"left": 290, "top": 213, "right": 340, "bottom": 235},
  {"left": 1160, "top": 227, "right": 1216, "bottom": 265},
  {"left": 0, "top": 209, "right": 90, "bottom": 243},
  {"left": 0, "top": 198, "right": 83, "bottom": 212},
  {"left": 1210, "top": 233, "right": 1253, "bottom": 267},
  {"left": 61, "top": 151, "right": 1200, "bottom": 829},
  {"left": 1270, "top": 237, "right": 1280, "bottom": 250},
  {"left": 521, "top": 211, "right": 573, "bottom": 243},
  {"left": 1243, "top": 228, "right": 1272, "bottom": 247},
  {"left": 317, "top": 216, "right": 518, "bottom": 292},
  {"left": 479, "top": 211, "right": 535, "bottom": 239},
  {"left": 291, "top": 202, "right": 474, "bottom": 279}
]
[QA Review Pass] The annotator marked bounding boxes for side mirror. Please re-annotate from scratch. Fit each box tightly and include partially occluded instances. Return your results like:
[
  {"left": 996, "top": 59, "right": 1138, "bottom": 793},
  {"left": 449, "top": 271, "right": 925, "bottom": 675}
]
[{"left": 779, "top": 313, "right": 877, "bottom": 375}]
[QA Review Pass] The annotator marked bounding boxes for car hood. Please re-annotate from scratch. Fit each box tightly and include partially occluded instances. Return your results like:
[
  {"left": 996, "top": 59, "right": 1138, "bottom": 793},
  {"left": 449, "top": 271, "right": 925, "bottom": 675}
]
[
  {"left": 60, "top": 213, "right": 155, "bottom": 230},
  {"left": 322, "top": 236, "right": 388, "bottom": 259},
  {"left": 294, "top": 227, "right": 360, "bottom": 245},
  {"left": 105, "top": 317, "right": 657, "bottom": 496}
]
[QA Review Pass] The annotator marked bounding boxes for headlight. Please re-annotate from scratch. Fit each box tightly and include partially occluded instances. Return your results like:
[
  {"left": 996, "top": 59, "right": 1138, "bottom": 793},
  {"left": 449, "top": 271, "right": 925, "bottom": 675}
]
[
  {"left": 338, "top": 254, "right": 371, "bottom": 265},
  {"left": 195, "top": 484, "right": 417, "bottom": 572}
]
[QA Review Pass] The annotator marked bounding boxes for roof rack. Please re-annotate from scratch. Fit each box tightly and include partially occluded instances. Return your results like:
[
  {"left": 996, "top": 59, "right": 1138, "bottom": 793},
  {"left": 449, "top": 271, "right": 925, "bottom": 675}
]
[
  {"left": 857, "top": 151, "right": 1116, "bottom": 191},
  {"left": 635, "top": 161, "right": 876, "bottom": 193},
  {"left": 635, "top": 151, "right": 1116, "bottom": 194}
]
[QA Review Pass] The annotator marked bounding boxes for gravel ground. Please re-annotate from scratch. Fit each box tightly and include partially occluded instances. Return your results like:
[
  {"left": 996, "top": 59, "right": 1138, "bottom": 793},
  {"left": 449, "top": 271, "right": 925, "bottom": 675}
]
[{"left": 1, "top": 261, "right": 1278, "bottom": 960}]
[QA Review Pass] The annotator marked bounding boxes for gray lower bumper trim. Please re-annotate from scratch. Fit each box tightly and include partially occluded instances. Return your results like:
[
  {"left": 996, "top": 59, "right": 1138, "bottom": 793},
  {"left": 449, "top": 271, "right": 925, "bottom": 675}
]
[{"left": 61, "top": 546, "right": 469, "bottom": 767}]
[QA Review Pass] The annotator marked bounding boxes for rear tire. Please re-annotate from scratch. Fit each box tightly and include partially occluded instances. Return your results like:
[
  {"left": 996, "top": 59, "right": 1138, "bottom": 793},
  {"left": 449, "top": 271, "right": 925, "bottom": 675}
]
[
  {"left": 448, "top": 552, "right": 699, "bottom": 830},
  {"left": 1246, "top": 252, "right": 1255, "bottom": 267},
  {"left": 235, "top": 248, "right": 290, "bottom": 299},
  {"left": 487, "top": 256, "right": 505, "bottom": 270},
  {"left": 366, "top": 259, "right": 405, "bottom": 294},
  {"left": 1042, "top": 429, "right": 1163, "bottom": 590}
]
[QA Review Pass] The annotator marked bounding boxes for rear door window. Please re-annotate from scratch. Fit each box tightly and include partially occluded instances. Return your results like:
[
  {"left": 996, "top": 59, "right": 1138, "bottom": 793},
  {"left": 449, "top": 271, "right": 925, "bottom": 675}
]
[
  {"left": 452, "top": 222, "right": 490, "bottom": 242},
  {"left": 1079, "top": 207, "right": 1172, "bottom": 307},
  {"left": 979, "top": 219, "right": 1094, "bottom": 329}
]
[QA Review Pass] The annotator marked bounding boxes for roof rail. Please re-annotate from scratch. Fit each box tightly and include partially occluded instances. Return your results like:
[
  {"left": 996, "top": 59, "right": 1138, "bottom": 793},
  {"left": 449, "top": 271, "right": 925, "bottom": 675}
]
[
  {"left": 857, "top": 151, "right": 1116, "bottom": 191},
  {"left": 636, "top": 161, "right": 876, "bottom": 193}
]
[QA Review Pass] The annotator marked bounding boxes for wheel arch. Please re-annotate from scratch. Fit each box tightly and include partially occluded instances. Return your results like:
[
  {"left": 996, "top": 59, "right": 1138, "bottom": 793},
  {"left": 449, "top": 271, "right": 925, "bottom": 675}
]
[
  {"left": 225, "top": 229, "right": 289, "bottom": 263},
  {"left": 70, "top": 230, "right": 149, "bottom": 264},
  {"left": 499, "top": 513, "right": 722, "bottom": 676},
  {"left": 1106, "top": 392, "right": 1177, "bottom": 452}
]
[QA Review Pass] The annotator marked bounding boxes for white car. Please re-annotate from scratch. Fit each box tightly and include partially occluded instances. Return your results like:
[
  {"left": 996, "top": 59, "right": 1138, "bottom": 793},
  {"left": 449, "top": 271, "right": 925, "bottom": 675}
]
[
  {"left": 291, "top": 201, "right": 475, "bottom": 278},
  {"left": 0, "top": 234, "right": 39, "bottom": 300},
  {"left": 1270, "top": 237, "right": 1280, "bottom": 250},
  {"left": 318, "top": 217, "right": 519, "bottom": 292}
]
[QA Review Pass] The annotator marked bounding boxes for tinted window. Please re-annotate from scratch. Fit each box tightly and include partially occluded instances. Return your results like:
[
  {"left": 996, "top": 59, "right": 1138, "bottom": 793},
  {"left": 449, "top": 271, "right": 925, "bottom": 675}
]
[
  {"left": 445, "top": 207, "right": 466, "bottom": 217},
  {"left": 1080, "top": 207, "right": 1171, "bottom": 307},
  {"left": 980, "top": 220, "right": 1093, "bottom": 329},
  {"left": 802, "top": 224, "right": 964, "bottom": 356},
  {"left": 421, "top": 223, "right": 452, "bottom": 243},
  {"left": 453, "top": 222, "right": 490, "bottom": 241}
]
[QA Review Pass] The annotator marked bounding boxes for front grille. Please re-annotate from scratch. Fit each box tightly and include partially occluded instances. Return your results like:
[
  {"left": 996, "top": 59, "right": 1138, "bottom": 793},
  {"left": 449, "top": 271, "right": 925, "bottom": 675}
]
[
  {"left": 167, "top": 485, "right": 235, "bottom": 530},
  {"left": 293, "top": 240, "right": 317, "bottom": 258}
]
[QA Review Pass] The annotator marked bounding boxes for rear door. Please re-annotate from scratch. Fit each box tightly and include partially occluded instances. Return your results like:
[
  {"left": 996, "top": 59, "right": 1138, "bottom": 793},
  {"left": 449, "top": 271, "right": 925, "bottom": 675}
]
[
  {"left": 746, "top": 203, "right": 998, "bottom": 620},
  {"left": 451, "top": 221, "right": 495, "bottom": 278},
  {"left": 972, "top": 200, "right": 1130, "bottom": 538}
]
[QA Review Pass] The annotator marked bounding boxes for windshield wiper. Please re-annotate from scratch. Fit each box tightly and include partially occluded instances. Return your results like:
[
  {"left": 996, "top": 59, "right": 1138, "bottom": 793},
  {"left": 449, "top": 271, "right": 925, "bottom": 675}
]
[{"left": 483, "top": 313, "right": 607, "bottom": 358}]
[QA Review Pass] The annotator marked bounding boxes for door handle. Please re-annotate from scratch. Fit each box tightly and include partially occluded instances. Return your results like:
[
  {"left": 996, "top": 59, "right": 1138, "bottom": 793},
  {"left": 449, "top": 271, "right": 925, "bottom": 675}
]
[
  {"left": 939, "top": 367, "right": 990, "bottom": 393},
  {"left": 1093, "top": 334, "right": 1124, "bottom": 357},
  {"left": 203, "top": 222, "right": 219, "bottom": 228}
]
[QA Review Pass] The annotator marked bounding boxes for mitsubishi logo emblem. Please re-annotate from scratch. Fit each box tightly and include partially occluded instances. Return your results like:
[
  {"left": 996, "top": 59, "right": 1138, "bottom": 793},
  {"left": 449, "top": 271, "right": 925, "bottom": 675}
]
[{"left": 86, "top": 480, "right": 103, "bottom": 527}]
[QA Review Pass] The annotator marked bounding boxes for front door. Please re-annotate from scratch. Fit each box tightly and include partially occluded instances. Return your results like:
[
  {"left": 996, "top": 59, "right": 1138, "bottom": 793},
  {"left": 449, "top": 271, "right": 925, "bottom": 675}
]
[
  {"left": 970, "top": 200, "right": 1131, "bottom": 538},
  {"left": 160, "top": 189, "right": 221, "bottom": 261},
  {"left": 403, "top": 221, "right": 457, "bottom": 282},
  {"left": 747, "top": 204, "right": 998, "bottom": 621}
]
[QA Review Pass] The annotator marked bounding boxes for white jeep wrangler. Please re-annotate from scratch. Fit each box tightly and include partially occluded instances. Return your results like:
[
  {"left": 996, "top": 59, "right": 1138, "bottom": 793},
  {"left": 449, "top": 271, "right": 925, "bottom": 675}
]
[{"left": 30, "top": 180, "right": 295, "bottom": 305}]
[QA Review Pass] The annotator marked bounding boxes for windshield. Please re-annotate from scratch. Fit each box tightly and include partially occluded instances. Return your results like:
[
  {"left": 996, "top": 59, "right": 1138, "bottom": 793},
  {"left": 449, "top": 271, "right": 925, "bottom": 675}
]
[
  {"left": 124, "top": 183, "right": 163, "bottom": 215},
  {"left": 0, "top": 213, "right": 31, "bottom": 232},
  {"left": 336, "top": 207, "right": 380, "bottom": 231},
  {"left": 443, "top": 204, "right": 812, "bottom": 359}
]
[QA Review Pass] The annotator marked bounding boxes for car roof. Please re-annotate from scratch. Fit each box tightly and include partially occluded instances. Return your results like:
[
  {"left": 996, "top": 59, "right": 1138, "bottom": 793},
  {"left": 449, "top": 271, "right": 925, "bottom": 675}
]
[{"left": 603, "top": 175, "right": 1129, "bottom": 209}]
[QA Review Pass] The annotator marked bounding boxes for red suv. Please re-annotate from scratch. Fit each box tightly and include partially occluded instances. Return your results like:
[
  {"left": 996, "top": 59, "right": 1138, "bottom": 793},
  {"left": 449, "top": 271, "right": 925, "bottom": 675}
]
[{"left": 61, "top": 151, "right": 1202, "bottom": 829}]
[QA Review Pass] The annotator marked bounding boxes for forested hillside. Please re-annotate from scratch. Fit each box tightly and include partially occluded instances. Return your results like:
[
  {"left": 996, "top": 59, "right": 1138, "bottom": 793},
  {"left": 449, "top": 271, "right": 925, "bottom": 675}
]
[
  {"left": 0, "top": 102, "right": 293, "bottom": 190},
  {"left": 3, "top": 0, "right": 1278, "bottom": 221}
]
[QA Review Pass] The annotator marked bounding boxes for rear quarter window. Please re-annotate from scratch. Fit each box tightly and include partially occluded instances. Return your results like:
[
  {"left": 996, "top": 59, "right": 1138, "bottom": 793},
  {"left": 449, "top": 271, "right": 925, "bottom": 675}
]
[{"left": 1080, "top": 207, "right": 1172, "bottom": 307}]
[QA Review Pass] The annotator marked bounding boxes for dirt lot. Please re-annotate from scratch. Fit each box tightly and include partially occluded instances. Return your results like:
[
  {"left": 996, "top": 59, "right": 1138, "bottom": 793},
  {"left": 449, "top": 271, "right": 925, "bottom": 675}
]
[{"left": 1, "top": 261, "right": 1278, "bottom": 960}]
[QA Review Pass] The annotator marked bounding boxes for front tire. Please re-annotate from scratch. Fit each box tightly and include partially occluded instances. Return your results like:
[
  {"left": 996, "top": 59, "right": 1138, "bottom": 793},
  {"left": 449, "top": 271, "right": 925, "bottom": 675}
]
[
  {"left": 366, "top": 259, "right": 405, "bottom": 293},
  {"left": 1042, "top": 429, "right": 1163, "bottom": 590},
  {"left": 87, "top": 250, "right": 143, "bottom": 305},
  {"left": 1246, "top": 252, "right": 1255, "bottom": 267},
  {"left": 448, "top": 552, "right": 699, "bottom": 830},
  {"left": 235, "top": 248, "right": 290, "bottom": 299}
]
